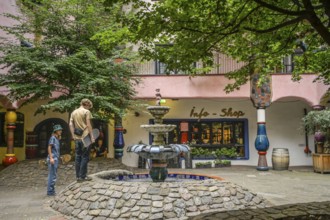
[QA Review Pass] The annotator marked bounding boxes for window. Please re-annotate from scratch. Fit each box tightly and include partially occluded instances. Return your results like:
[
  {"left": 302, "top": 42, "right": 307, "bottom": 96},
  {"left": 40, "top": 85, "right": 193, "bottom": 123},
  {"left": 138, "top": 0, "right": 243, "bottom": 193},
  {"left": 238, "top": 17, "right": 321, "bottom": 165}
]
[
  {"left": 282, "top": 55, "right": 294, "bottom": 73},
  {"left": 149, "top": 118, "right": 249, "bottom": 160},
  {"left": 90, "top": 119, "right": 108, "bottom": 158},
  {"left": 155, "top": 61, "right": 196, "bottom": 75},
  {"left": 154, "top": 44, "right": 196, "bottom": 75}
]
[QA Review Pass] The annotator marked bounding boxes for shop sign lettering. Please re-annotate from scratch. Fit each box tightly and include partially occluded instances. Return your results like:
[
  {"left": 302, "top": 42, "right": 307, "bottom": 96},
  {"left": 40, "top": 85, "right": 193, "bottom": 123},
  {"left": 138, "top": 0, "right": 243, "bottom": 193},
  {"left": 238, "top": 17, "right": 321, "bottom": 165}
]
[{"left": 190, "top": 107, "right": 244, "bottom": 120}]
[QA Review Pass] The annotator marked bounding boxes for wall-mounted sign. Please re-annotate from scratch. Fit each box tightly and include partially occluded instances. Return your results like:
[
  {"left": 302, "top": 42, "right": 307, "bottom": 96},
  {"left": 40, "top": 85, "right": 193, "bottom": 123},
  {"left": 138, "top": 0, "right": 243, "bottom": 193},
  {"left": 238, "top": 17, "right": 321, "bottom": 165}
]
[
  {"left": 180, "top": 121, "right": 189, "bottom": 132},
  {"left": 190, "top": 107, "right": 245, "bottom": 120}
]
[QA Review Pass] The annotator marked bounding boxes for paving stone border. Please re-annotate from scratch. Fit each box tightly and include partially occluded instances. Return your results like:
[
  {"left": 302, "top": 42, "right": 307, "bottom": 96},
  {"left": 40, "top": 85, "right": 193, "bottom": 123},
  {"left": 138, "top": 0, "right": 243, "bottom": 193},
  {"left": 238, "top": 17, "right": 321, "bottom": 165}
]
[
  {"left": 50, "top": 170, "right": 270, "bottom": 219},
  {"left": 191, "top": 201, "right": 330, "bottom": 220}
]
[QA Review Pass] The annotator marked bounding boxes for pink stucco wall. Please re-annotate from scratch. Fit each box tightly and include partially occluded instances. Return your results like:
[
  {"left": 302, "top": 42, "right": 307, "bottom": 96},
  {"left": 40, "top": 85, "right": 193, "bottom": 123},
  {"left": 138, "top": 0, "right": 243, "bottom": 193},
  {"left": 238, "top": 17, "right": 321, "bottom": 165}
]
[
  {"left": 271, "top": 74, "right": 329, "bottom": 106},
  {"left": 134, "top": 75, "right": 251, "bottom": 99},
  {"left": 134, "top": 74, "right": 329, "bottom": 107}
]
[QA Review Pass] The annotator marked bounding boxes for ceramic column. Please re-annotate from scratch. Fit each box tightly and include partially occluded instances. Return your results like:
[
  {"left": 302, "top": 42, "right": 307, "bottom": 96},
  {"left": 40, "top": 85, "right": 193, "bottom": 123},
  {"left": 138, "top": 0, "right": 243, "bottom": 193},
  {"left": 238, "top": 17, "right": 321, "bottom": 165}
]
[
  {"left": 255, "top": 108, "right": 269, "bottom": 171},
  {"left": 113, "top": 117, "right": 125, "bottom": 159},
  {"left": 2, "top": 109, "right": 18, "bottom": 166},
  {"left": 250, "top": 73, "right": 272, "bottom": 171}
]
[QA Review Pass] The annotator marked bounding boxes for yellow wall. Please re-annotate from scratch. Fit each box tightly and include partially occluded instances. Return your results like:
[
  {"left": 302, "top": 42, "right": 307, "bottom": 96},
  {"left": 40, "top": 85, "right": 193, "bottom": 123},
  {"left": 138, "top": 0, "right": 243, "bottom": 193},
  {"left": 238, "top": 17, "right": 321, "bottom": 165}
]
[{"left": 0, "top": 100, "right": 115, "bottom": 164}]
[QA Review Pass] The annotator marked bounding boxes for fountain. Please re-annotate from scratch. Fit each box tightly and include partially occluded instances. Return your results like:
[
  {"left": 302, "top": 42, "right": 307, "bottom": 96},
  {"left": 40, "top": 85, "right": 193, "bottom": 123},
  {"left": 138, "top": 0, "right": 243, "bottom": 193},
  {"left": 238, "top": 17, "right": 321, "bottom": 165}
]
[
  {"left": 49, "top": 89, "right": 270, "bottom": 219},
  {"left": 127, "top": 89, "right": 190, "bottom": 182}
]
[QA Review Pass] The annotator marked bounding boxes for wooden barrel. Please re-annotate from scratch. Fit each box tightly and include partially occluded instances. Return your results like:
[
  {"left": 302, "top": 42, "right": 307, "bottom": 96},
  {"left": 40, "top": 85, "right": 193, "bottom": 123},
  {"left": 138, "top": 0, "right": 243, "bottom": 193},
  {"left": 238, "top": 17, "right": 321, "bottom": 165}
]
[
  {"left": 26, "top": 144, "right": 38, "bottom": 159},
  {"left": 272, "top": 148, "right": 290, "bottom": 170}
]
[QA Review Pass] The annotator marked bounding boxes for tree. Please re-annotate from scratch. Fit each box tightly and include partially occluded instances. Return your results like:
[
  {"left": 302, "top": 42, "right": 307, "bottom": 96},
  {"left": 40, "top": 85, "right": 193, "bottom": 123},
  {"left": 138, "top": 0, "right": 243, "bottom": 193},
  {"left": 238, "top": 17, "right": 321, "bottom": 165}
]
[
  {"left": 0, "top": 0, "right": 138, "bottom": 120},
  {"left": 107, "top": 0, "right": 330, "bottom": 91}
]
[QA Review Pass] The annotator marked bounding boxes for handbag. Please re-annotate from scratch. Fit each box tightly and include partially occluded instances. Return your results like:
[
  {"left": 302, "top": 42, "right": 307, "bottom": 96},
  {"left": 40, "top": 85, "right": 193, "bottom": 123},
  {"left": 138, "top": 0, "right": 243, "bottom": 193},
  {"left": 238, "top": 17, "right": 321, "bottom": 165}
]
[{"left": 74, "top": 128, "right": 84, "bottom": 136}]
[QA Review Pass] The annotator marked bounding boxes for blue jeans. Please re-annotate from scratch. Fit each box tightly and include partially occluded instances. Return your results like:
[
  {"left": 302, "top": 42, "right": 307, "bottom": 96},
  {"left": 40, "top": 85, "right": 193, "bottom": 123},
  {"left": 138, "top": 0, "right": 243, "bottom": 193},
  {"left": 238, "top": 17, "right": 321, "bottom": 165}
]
[
  {"left": 47, "top": 158, "right": 58, "bottom": 195},
  {"left": 75, "top": 140, "right": 90, "bottom": 179}
]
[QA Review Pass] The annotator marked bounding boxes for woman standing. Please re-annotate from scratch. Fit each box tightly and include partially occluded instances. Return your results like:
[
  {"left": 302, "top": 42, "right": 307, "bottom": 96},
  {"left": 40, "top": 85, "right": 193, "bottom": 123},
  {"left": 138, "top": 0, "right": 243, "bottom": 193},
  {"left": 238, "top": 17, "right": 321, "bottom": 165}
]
[{"left": 46, "top": 124, "right": 63, "bottom": 196}]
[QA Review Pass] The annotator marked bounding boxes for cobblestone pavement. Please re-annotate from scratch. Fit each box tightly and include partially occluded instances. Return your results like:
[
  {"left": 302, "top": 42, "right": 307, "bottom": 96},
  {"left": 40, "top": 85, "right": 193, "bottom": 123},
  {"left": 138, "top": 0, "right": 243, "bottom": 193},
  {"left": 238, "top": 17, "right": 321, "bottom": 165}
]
[{"left": 0, "top": 159, "right": 330, "bottom": 219}]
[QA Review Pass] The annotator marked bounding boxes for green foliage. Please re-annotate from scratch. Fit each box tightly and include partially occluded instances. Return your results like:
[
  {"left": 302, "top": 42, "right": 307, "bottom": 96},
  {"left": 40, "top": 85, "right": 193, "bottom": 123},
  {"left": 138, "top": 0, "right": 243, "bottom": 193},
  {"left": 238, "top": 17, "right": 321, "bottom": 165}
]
[
  {"left": 214, "top": 159, "right": 231, "bottom": 165},
  {"left": 302, "top": 109, "right": 330, "bottom": 134},
  {"left": 0, "top": 0, "right": 139, "bottom": 120},
  {"left": 215, "top": 148, "right": 237, "bottom": 158},
  {"left": 113, "top": 0, "right": 330, "bottom": 90},
  {"left": 190, "top": 147, "right": 213, "bottom": 157},
  {"left": 195, "top": 161, "right": 212, "bottom": 166}
]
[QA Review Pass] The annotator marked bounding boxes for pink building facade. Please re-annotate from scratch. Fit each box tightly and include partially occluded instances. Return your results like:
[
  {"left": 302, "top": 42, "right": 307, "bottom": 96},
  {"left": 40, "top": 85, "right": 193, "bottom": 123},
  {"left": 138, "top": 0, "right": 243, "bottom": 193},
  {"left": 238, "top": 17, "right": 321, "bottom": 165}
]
[
  {"left": 0, "top": 0, "right": 329, "bottom": 168},
  {"left": 118, "top": 72, "right": 329, "bottom": 169}
]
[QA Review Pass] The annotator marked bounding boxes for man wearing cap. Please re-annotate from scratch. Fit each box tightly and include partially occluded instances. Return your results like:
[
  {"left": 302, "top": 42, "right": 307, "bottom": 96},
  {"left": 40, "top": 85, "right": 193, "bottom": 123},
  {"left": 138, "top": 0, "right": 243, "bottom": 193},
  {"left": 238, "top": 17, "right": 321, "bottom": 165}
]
[
  {"left": 47, "top": 124, "right": 63, "bottom": 196},
  {"left": 69, "top": 98, "right": 95, "bottom": 182}
]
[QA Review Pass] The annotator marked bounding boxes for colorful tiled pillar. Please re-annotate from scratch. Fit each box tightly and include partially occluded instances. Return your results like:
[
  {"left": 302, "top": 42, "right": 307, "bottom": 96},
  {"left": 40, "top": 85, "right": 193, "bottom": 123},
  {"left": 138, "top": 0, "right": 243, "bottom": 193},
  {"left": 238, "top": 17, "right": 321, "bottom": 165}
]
[
  {"left": 2, "top": 109, "right": 18, "bottom": 166},
  {"left": 255, "top": 108, "right": 269, "bottom": 171},
  {"left": 251, "top": 73, "right": 272, "bottom": 171},
  {"left": 113, "top": 117, "right": 125, "bottom": 159}
]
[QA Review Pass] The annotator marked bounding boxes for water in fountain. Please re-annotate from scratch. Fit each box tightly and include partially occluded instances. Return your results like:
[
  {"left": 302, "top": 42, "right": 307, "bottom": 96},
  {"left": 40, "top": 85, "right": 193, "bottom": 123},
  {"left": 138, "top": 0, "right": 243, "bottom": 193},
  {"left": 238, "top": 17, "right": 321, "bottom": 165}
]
[{"left": 127, "top": 105, "right": 190, "bottom": 182}]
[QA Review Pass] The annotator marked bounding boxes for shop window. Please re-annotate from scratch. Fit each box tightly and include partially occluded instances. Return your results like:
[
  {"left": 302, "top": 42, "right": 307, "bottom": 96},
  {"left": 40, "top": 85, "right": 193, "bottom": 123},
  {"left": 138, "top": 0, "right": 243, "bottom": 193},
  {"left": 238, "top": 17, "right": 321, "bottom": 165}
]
[
  {"left": 150, "top": 118, "right": 249, "bottom": 160},
  {"left": 0, "top": 112, "right": 24, "bottom": 147}
]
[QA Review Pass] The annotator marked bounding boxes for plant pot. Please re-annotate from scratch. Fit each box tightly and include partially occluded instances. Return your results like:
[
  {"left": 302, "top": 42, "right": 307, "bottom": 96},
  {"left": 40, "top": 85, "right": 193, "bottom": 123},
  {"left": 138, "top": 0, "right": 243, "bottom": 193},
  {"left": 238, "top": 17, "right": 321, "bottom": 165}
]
[
  {"left": 317, "top": 143, "right": 324, "bottom": 154},
  {"left": 313, "top": 153, "right": 330, "bottom": 174},
  {"left": 315, "top": 131, "right": 326, "bottom": 143}
]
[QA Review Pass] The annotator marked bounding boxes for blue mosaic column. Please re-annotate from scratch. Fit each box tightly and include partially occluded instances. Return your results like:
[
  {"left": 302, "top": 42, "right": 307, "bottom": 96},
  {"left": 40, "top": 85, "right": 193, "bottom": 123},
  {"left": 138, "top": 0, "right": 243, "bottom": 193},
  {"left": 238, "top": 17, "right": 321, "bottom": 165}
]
[
  {"left": 113, "top": 117, "right": 125, "bottom": 159},
  {"left": 251, "top": 73, "right": 272, "bottom": 171},
  {"left": 255, "top": 109, "right": 269, "bottom": 171}
]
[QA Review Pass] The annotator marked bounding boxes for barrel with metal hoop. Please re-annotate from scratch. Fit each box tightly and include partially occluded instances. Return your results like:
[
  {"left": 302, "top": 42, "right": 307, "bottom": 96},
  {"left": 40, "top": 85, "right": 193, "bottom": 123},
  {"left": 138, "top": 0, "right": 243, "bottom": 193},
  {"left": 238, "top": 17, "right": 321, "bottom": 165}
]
[{"left": 272, "top": 148, "right": 290, "bottom": 170}]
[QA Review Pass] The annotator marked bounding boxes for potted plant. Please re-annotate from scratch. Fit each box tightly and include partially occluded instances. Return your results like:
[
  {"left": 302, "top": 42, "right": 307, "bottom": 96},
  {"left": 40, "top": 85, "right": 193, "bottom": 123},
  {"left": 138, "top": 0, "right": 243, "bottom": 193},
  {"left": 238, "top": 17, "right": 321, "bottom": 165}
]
[
  {"left": 215, "top": 147, "right": 238, "bottom": 159},
  {"left": 302, "top": 109, "right": 330, "bottom": 153},
  {"left": 302, "top": 109, "right": 330, "bottom": 174},
  {"left": 214, "top": 159, "right": 231, "bottom": 168},
  {"left": 195, "top": 161, "right": 212, "bottom": 168},
  {"left": 191, "top": 147, "right": 216, "bottom": 159}
]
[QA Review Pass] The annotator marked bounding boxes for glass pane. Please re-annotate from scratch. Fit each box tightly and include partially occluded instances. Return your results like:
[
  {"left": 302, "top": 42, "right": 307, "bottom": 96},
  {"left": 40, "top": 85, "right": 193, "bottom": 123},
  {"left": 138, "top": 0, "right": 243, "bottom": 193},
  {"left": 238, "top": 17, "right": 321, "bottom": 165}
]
[
  {"left": 235, "top": 122, "right": 244, "bottom": 145},
  {"left": 190, "top": 122, "right": 200, "bottom": 144},
  {"left": 223, "top": 122, "right": 234, "bottom": 144},
  {"left": 212, "top": 122, "right": 222, "bottom": 144},
  {"left": 13, "top": 113, "right": 24, "bottom": 147},
  {"left": 166, "top": 122, "right": 179, "bottom": 144},
  {"left": 237, "top": 146, "right": 245, "bottom": 157},
  {"left": 172, "top": 128, "right": 179, "bottom": 144},
  {"left": 201, "top": 123, "right": 211, "bottom": 144}
]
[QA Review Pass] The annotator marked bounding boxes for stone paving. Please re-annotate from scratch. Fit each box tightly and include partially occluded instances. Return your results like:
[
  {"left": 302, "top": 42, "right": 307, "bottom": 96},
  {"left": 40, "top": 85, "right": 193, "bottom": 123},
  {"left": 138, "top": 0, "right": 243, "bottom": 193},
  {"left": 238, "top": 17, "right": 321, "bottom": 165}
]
[
  {"left": 191, "top": 201, "right": 330, "bottom": 219},
  {"left": 50, "top": 170, "right": 269, "bottom": 219},
  {"left": 0, "top": 158, "right": 141, "bottom": 188},
  {"left": 1, "top": 158, "right": 330, "bottom": 220}
]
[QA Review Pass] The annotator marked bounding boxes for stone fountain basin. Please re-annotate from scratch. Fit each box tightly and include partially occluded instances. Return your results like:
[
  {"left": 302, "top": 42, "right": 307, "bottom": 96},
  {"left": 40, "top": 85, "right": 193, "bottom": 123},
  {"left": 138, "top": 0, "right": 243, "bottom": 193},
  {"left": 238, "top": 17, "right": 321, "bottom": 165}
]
[
  {"left": 50, "top": 170, "right": 270, "bottom": 219},
  {"left": 141, "top": 124, "right": 176, "bottom": 133},
  {"left": 147, "top": 106, "right": 170, "bottom": 112},
  {"left": 127, "top": 144, "right": 190, "bottom": 160}
]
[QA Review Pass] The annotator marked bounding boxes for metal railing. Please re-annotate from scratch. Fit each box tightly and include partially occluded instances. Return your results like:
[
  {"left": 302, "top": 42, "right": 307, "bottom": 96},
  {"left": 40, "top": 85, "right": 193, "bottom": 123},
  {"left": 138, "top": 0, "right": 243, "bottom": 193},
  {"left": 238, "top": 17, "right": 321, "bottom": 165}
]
[{"left": 134, "top": 53, "right": 246, "bottom": 75}]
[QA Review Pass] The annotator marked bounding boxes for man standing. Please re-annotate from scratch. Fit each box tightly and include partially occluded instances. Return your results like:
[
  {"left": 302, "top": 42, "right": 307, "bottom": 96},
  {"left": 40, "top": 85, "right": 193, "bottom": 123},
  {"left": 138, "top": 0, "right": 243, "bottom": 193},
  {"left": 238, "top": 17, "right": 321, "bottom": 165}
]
[{"left": 69, "top": 98, "right": 95, "bottom": 182}]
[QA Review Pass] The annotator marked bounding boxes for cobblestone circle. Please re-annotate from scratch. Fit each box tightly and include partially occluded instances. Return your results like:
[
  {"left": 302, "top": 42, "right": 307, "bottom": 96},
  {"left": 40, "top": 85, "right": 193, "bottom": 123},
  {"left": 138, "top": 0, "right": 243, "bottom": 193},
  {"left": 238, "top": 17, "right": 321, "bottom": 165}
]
[{"left": 50, "top": 169, "right": 270, "bottom": 219}]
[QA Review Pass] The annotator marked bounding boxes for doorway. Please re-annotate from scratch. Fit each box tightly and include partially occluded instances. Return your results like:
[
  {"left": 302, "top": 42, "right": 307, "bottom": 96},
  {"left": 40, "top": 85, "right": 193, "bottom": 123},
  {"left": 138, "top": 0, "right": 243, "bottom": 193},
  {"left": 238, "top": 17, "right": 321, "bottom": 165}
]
[{"left": 34, "top": 118, "right": 71, "bottom": 158}]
